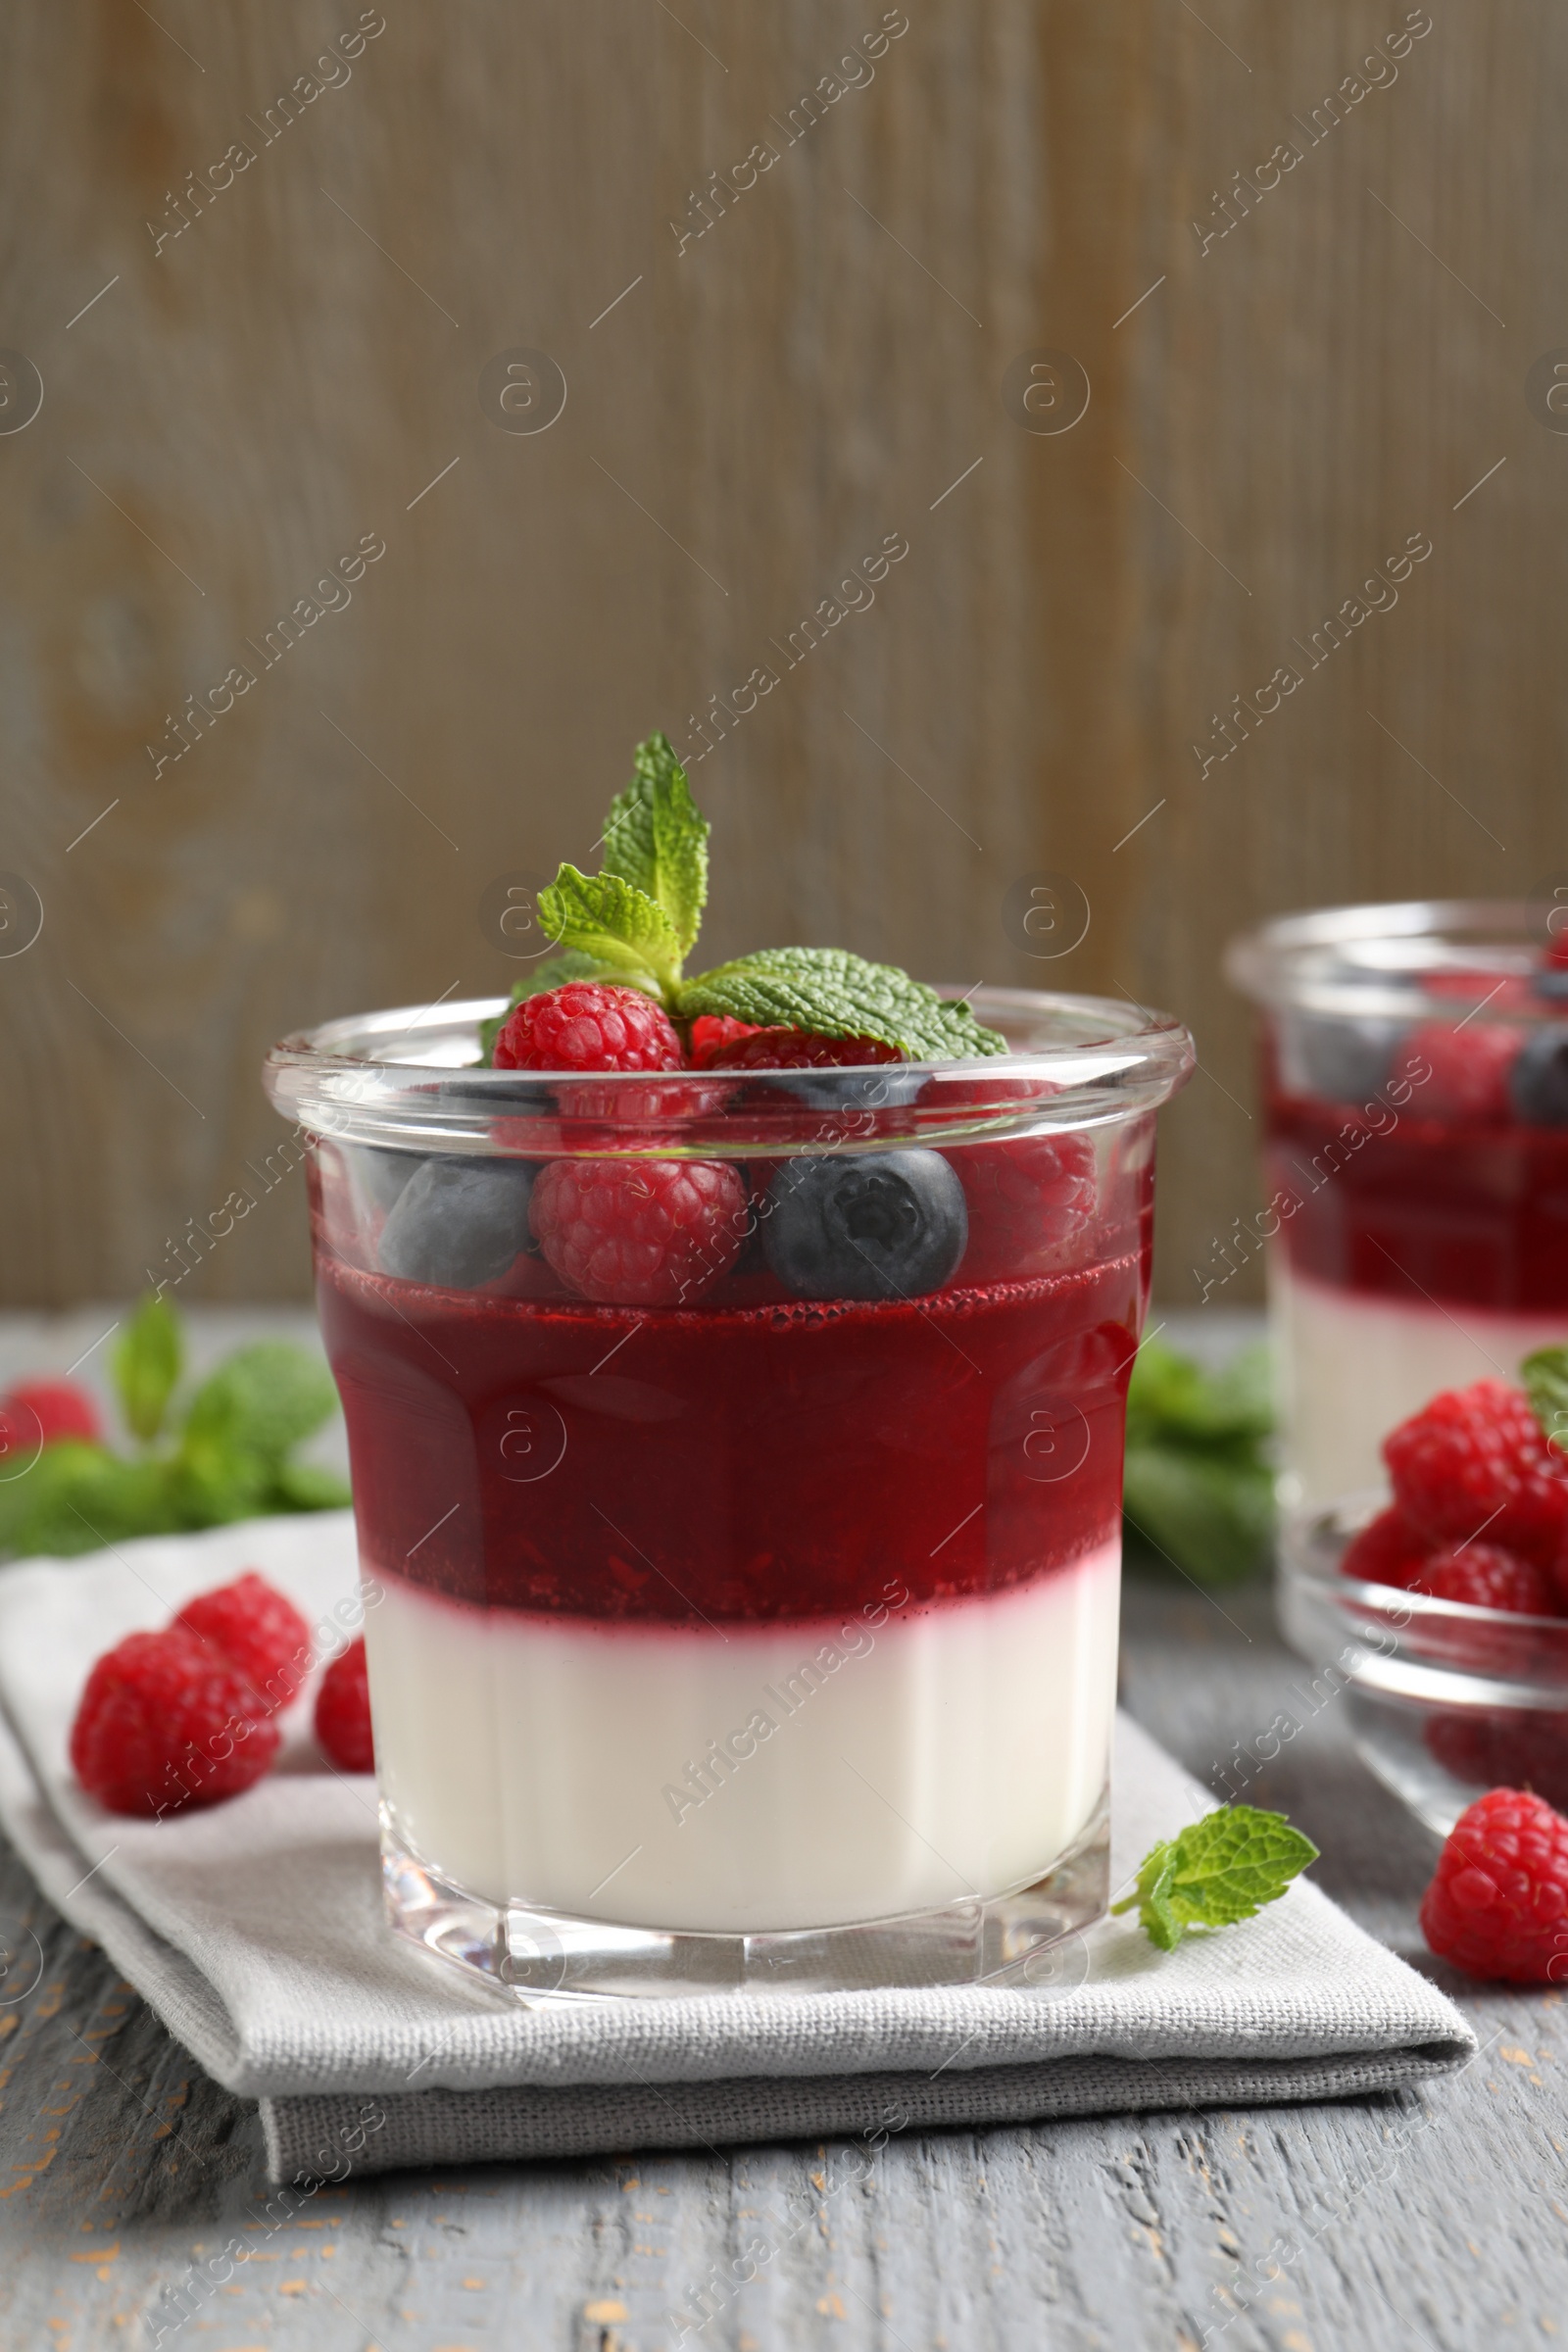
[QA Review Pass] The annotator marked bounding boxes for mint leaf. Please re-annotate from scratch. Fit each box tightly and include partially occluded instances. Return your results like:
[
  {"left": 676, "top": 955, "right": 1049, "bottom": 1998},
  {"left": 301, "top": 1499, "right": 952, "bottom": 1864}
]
[
  {"left": 268, "top": 1459, "right": 352, "bottom": 1512},
  {"left": 180, "top": 1343, "right": 338, "bottom": 1468},
  {"left": 3, "top": 1444, "right": 181, "bottom": 1559},
  {"left": 602, "top": 732, "right": 710, "bottom": 956},
  {"left": 536, "top": 866, "right": 682, "bottom": 996},
  {"left": 479, "top": 950, "right": 618, "bottom": 1065},
  {"left": 677, "top": 948, "right": 1008, "bottom": 1060},
  {"left": 1522, "top": 1346, "right": 1568, "bottom": 1457},
  {"left": 113, "top": 1293, "right": 182, "bottom": 1446},
  {"left": 1111, "top": 1805, "right": 1318, "bottom": 1952},
  {"left": 1122, "top": 1446, "right": 1275, "bottom": 1586},
  {"left": 1127, "top": 1337, "right": 1273, "bottom": 1446}
]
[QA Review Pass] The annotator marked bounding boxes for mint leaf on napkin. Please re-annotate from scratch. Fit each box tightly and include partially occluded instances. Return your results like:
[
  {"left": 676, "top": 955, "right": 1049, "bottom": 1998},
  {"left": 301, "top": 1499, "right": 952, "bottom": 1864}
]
[
  {"left": 1122, "top": 1338, "right": 1276, "bottom": 1585},
  {"left": 1111, "top": 1804, "right": 1319, "bottom": 1952},
  {"left": 602, "top": 731, "right": 710, "bottom": 956},
  {"left": 113, "top": 1293, "right": 183, "bottom": 1446},
  {"left": 677, "top": 947, "right": 1007, "bottom": 1060},
  {"left": 1521, "top": 1344, "right": 1568, "bottom": 1456}
]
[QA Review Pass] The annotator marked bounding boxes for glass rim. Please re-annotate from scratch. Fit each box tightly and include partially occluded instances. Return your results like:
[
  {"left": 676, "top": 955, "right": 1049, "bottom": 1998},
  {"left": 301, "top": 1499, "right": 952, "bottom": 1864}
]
[
  {"left": 262, "top": 984, "right": 1196, "bottom": 1158},
  {"left": 1226, "top": 898, "right": 1559, "bottom": 1021}
]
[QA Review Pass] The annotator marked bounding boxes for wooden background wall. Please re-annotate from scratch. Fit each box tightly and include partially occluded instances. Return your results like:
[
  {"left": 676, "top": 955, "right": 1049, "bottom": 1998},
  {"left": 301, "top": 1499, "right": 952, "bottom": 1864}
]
[{"left": 1, "top": 0, "right": 1560, "bottom": 1308}]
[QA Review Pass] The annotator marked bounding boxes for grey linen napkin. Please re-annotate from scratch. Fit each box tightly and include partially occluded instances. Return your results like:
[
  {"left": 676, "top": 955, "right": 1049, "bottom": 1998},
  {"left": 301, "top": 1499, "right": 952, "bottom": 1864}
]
[{"left": 0, "top": 1514, "right": 1472, "bottom": 2180}]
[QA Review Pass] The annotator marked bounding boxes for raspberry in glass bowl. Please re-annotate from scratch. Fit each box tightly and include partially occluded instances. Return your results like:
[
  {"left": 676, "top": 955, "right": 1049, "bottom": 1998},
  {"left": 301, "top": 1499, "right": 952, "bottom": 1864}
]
[
  {"left": 1227, "top": 900, "right": 1568, "bottom": 1509},
  {"left": 263, "top": 986, "right": 1193, "bottom": 1998},
  {"left": 1278, "top": 1371, "right": 1568, "bottom": 1835}
]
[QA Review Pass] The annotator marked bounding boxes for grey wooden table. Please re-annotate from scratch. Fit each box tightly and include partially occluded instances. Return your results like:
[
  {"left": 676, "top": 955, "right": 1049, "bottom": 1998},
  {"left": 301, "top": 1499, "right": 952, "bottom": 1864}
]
[{"left": 1, "top": 1313, "right": 1565, "bottom": 2349}]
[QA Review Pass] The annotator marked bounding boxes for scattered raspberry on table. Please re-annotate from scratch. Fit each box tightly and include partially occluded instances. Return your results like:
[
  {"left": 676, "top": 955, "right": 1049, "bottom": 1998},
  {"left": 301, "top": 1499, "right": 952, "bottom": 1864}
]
[
  {"left": 493, "top": 982, "right": 684, "bottom": 1074},
  {"left": 0, "top": 1378, "right": 101, "bottom": 1450},
  {"left": 70, "top": 1628, "right": 280, "bottom": 1817},
  {"left": 1420, "top": 1787, "right": 1568, "bottom": 1983},
  {"left": 174, "top": 1571, "right": 313, "bottom": 1711},
  {"left": 1383, "top": 1377, "right": 1568, "bottom": 1564},
  {"left": 315, "top": 1636, "right": 374, "bottom": 1773}
]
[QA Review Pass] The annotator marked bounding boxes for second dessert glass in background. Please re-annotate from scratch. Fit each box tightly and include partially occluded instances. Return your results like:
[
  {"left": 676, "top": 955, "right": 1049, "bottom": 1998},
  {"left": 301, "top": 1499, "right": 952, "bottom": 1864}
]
[{"left": 1228, "top": 900, "right": 1568, "bottom": 1509}]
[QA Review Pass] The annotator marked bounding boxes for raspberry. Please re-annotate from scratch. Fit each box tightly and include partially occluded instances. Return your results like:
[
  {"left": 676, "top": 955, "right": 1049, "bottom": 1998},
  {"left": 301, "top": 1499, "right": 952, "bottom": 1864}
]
[
  {"left": 689, "top": 1014, "right": 763, "bottom": 1068},
  {"left": 1399, "top": 1019, "right": 1520, "bottom": 1121},
  {"left": 0, "top": 1379, "right": 102, "bottom": 1449},
  {"left": 1384, "top": 1379, "right": 1568, "bottom": 1563},
  {"left": 529, "top": 1157, "right": 748, "bottom": 1305},
  {"left": 1422, "top": 1542, "right": 1558, "bottom": 1615},
  {"left": 493, "top": 983, "right": 683, "bottom": 1075},
  {"left": 954, "top": 1134, "right": 1098, "bottom": 1284},
  {"left": 707, "top": 1028, "right": 903, "bottom": 1072},
  {"left": 315, "top": 1637, "right": 374, "bottom": 1773},
  {"left": 70, "top": 1628, "right": 279, "bottom": 1817},
  {"left": 173, "top": 1572, "right": 313, "bottom": 1712},
  {"left": 1425, "top": 1712, "right": 1568, "bottom": 1814},
  {"left": 1338, "top": 1503, "right": 1432, "bottom": 1591},
  {"left": 1419, "top": 1787, "right": 1568, "bottom": 1983}
]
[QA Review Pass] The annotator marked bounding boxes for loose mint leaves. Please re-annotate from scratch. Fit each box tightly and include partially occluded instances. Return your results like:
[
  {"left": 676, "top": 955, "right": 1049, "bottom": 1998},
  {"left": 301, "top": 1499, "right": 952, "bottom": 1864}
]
[
  {"left": 1522, "top": 1345, "right": 1568, "bottom": 1456},
  {"left": 0, "top": 1299, "right": 350, "bottom": 1564},
  {"left": 1111, "top": 1804, "right": 1318, "bottom": 1953},
  {"left": 602, "top": 732, "right": 710, "bottom": 956},
  {"left": 113, "top": 1292, "right": 183, "bottom": 1446},
  {"left": 1121, "top": 1337, "right": 1277, "bottom": 1587},
  {"left": 484, "top": 731, "right": 1009, "bottom": 1063},
  {"left": 680, "top": 947, "right": 1007, "bottom": 1061}
]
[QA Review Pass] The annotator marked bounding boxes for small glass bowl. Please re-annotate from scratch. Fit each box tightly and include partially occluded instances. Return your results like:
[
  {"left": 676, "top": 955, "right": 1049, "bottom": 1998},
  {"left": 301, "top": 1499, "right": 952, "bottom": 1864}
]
[{"left": 1279, "top": 1492, "right": 1568, "bottom": 1835}]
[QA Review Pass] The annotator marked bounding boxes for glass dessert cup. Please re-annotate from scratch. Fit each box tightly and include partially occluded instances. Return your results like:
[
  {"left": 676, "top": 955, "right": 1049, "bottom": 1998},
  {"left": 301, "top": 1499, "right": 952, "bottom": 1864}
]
[
  {"left": 264, "top": 988, "right": 1194, "bottom": 2001},
  {"left": 1227, "top": 901, "right": 1568, "bottom": 1511},
  {"left": 1280, "top": 1494, "right": 1568, "bottom": 1837}
]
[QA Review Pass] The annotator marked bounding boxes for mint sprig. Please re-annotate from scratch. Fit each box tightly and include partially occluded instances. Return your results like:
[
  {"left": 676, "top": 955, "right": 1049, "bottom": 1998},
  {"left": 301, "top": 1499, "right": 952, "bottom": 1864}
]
[
  {"left": 485, "top": 729, "right": 1008, "bottom": 1062},
  {"left": 602, "top": 731, "right": 710, "bottom": 956},
  {"left": 1111, "top": 1804, "right": 1318, "bottom": 1952},
  {"left": 537, "top": 866, "right": 682, "bottom": 994}
]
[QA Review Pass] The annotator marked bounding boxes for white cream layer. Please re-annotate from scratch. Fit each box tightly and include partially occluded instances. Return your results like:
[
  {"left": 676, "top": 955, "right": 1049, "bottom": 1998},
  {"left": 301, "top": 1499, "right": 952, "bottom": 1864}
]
[
  {"left": 362, "top": 1542, "right": 1120, "bottom": 1935},
  {"left": 1270, "top": 1254, "right": 1568, "bottom": 1509}
]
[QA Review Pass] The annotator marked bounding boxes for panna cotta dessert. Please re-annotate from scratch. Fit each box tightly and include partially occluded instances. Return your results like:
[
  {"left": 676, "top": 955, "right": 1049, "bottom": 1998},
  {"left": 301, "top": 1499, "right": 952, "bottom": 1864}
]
[
  {"left": 1229, "top": 902, "right": 1568, "bottom": 1508},
  {"left": 266, "top": 732, "right": 1193, "bottom": 1995}
]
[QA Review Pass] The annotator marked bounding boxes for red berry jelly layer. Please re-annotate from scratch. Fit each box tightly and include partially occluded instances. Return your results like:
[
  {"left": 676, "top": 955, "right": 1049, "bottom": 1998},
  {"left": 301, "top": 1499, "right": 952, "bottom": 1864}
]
[
  {"left": 1263, "top": 1092, "right": 1568, "bottom": 1313},
  {"left": 317, "top": 1247, "right": 1144, "bottom": 1627}
]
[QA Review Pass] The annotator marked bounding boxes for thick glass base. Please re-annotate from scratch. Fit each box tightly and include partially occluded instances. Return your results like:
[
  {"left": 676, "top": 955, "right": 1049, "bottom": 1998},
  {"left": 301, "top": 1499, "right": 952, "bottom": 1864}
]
[{"left": 382, "top": 1792, "right": 1109, "bottom": 2002}]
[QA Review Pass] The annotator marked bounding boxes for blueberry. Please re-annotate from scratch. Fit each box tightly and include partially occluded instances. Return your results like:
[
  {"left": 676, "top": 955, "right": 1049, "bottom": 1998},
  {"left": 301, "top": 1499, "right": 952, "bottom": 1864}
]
[
  {"left": 758, "top": 1066, "right": 929, "bottom": 1112},
  {"left": 763, "top": 1150, "right": 967, "bottom": 1300},
  {"left": 350, "top": 1146, "right": 421, "bottom": 1215},
  {"left": 1284, "top": 1014, "right": 1406, "bottom": 1103},
  {"left": 377, "top": 1158, "right": 537, "bottom": 1289},
  {"left": 1510, "top": 1027, "right": 1568, "bottom": 1124}
]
